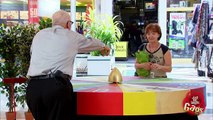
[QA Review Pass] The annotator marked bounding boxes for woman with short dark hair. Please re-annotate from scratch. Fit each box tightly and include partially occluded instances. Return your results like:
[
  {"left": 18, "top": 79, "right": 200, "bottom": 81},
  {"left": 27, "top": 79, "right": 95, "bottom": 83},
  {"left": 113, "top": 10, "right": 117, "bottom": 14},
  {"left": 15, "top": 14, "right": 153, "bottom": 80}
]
[{"left": 135, "top": 23, "right": 172, "bottom": 78}]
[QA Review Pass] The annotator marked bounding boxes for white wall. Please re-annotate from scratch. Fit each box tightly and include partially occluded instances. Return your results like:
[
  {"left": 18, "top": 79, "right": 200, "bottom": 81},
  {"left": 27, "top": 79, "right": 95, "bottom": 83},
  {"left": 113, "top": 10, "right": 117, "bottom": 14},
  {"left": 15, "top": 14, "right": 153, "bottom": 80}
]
[{"left": 38, "top": 0, "right": 60, "bottom": 18}]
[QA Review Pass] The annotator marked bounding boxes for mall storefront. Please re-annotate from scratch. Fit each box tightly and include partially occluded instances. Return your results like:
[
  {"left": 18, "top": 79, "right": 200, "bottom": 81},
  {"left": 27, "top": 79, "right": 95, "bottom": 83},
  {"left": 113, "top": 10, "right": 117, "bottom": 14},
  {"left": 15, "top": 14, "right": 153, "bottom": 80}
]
[{"left": 0, "top": 0, "right": 212, "bottom": 59}]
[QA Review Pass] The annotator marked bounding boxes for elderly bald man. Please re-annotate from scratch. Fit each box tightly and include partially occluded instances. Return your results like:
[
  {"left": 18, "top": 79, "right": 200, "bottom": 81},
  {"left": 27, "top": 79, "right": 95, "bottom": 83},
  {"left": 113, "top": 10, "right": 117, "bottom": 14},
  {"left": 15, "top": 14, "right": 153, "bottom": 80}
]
[{"left": 26, "top": 10, "right": 110, "bottom": 120}]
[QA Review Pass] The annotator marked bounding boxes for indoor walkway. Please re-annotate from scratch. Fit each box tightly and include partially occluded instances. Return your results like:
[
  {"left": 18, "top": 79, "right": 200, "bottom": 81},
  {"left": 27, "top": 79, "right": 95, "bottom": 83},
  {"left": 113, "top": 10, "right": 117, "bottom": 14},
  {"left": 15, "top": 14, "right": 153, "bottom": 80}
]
[{"left": 0, "top": 58, "right": 212, "bottom": 120}]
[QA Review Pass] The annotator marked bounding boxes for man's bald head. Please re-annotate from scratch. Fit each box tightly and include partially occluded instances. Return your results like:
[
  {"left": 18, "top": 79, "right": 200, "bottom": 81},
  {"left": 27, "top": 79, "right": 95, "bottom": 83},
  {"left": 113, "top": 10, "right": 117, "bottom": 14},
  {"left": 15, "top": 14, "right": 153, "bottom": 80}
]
[{"left": 52, "top": 10, "right": 70, "bottom": 27}]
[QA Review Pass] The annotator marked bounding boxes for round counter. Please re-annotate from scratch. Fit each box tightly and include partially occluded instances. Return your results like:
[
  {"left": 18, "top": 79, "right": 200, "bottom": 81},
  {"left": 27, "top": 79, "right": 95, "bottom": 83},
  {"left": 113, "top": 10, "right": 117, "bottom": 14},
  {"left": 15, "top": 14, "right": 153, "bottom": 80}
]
[{"left": 72, "top": 76, "right": 206, "bottom": 119}]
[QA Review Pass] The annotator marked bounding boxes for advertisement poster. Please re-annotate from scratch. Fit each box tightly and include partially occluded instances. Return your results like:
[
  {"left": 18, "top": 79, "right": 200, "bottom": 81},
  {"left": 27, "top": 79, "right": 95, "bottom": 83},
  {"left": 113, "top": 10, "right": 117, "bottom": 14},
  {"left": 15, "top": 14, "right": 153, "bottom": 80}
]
[
  {"left": 115, "top": 42, "right": 128, "bottom": 59},
  {"left": 169, "top": 13, "right": 186, "bottom": 49},
  {"left": 168, "top": 37, "right": 185, "bottom": 50},
  {"left": 169, "top": 13, "right": 186, "bottom": 38},
  {"left": 28, "top": 0, "right": 39, "bottom": 24}
]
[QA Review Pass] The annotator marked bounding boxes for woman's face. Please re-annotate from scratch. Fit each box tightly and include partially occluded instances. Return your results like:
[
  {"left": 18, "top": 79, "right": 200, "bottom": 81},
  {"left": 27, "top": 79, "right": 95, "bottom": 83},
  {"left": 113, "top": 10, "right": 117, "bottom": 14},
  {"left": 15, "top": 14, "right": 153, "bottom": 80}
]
[{"left": 146, "top": 31, "right": 160, "bottom": 43}]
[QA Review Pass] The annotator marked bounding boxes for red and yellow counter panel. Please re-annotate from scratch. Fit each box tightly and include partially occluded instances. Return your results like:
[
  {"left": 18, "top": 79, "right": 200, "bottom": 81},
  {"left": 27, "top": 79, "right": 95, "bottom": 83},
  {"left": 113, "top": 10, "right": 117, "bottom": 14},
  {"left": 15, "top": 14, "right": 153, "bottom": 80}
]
[{"left": 72, "top": 76, "right": 206, "bottom": 116}]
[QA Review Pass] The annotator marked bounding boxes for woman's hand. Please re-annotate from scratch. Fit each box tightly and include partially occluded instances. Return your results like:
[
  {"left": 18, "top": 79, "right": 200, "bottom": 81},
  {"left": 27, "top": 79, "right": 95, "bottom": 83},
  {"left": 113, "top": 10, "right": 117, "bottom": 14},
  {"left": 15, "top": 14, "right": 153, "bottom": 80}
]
[
  {"left": 143, "top": 62, "right": 152, "bottom": 70},
  {"left": 135, "top": 62, "right": 151, "bottom": 70},
  {"left": 150, "top": 63, "right": 162, "bottom": 70}
]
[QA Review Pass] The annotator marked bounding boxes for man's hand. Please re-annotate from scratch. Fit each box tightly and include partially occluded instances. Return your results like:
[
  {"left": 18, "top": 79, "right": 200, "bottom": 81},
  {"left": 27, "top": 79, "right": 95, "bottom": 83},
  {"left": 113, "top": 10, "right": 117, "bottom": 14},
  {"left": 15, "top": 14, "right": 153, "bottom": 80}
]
[{"left": 100, "top": 46, "right": 110, "bottom": 56}]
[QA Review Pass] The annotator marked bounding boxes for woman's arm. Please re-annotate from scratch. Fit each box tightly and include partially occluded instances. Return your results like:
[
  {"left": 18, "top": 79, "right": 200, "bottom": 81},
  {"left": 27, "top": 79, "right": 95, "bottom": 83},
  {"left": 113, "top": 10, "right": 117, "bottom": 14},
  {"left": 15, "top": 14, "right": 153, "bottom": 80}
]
[{"left": 135, "top": 58, "right": 151, "bottom": 70}]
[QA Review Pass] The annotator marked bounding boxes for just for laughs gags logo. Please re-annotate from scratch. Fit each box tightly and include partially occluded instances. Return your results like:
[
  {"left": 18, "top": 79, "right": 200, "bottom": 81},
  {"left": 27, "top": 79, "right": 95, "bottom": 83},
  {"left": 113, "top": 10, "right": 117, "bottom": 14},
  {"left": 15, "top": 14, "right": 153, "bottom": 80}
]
[{"left": 183, "top": 91, "right": 206, "bottom": 115}]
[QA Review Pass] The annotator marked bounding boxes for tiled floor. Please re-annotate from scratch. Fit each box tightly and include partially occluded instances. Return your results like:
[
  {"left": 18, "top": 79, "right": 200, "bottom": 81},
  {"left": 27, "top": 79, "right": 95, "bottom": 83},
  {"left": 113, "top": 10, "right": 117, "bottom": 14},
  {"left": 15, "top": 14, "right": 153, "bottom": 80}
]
[{"left": 0, "top": 58, "right": 212, "bottom": 120}]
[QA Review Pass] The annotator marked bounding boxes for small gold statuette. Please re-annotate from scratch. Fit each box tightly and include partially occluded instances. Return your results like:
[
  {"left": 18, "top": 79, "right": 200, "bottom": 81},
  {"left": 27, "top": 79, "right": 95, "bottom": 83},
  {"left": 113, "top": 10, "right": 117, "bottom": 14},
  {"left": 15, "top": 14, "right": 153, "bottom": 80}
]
[{"left": 108, "top": 67, "right": 123, "bottom": 84}]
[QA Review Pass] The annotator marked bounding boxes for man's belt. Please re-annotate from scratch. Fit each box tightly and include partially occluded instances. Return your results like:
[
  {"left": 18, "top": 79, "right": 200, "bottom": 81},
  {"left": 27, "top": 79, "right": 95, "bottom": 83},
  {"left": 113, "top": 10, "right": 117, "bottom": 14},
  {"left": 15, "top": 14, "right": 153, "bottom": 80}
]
[
  {"left": 30, "top": 74, "right": 71, "bottom": 80},
  {"left": 30, "top": 74, "right": 54, "bottom": 79}
]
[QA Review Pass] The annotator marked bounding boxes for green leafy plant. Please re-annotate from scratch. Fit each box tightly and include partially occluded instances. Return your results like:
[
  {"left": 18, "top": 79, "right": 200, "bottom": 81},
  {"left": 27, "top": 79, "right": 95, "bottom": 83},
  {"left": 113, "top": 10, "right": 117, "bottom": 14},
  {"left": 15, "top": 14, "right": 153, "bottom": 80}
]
[
  {"left": 0, "top": 24, "right": 38, "bottom": 112},
  {"left": 38, "top": 17, "right": 52, "bottom": 30},
  {"left": 0, "top": 24, "right": 22, "bottom": 112},
  {"left": 83, "top": 8, "right": 123, "bottom": 56},
  {"left": 15, "top": 24, "right": 38, "bottom": 110},
  {"left": 16, "top": 24, "right": 38, "bottom": 76}
]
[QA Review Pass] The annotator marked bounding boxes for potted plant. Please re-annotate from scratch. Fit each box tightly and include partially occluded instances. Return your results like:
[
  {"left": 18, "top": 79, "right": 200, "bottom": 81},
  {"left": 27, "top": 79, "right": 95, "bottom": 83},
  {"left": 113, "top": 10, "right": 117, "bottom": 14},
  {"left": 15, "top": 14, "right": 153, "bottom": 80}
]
[
  {"left": 0, "top": 23, "right": 37, "bottom": 120},
  {"left": 83, "top": 8, "right": 123, "bottom": 56},
  {"left": 15, "top": 24, "right": 38, "bottom": 120},
  {"left": 0, "top": 23, "right": 24, "bottom": 120},
  {"left": 83, "top": 8, "right": 123, "bottom": 75}
]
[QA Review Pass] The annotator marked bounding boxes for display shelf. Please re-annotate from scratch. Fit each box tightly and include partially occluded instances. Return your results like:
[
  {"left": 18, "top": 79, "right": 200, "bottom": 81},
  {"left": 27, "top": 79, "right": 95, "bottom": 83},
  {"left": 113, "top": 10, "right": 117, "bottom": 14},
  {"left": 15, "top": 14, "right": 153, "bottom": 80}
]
[{"left": 167, "top": 7, "right": 194, "bottom": 12}]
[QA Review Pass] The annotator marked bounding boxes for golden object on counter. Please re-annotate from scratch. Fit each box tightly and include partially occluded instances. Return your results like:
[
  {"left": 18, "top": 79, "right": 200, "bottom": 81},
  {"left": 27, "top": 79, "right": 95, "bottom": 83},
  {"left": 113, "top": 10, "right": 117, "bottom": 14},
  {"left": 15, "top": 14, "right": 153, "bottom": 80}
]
[{"left": 108, "top": 67, "right": 123, "bottom": 84}]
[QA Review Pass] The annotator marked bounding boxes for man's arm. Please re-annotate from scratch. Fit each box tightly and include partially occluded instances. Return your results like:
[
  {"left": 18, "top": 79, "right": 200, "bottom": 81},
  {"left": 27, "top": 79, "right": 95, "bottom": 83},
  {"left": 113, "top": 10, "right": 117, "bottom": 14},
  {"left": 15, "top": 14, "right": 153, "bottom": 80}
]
[{"left": 78, "top": 35, "right": 110, "bottom": 56}]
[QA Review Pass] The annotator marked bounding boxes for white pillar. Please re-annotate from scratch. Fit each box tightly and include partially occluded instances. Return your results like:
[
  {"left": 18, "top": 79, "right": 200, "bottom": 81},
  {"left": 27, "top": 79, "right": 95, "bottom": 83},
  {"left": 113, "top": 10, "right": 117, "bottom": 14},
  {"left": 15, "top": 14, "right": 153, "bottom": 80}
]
[
  {"left": 158, "top": 1, "right": 167, "bottom": 45},
  {"left": 70, "top": 0, "right": 76, "bottom": 31},
  {"left": 94, "top": 0, "right": 112, "bottom": 16},
  {"left": 101, "top": 0, "right": 113, "bottom": 17},
  {"left": 94, "top": 0, "right": 101, "bottom": 15}
]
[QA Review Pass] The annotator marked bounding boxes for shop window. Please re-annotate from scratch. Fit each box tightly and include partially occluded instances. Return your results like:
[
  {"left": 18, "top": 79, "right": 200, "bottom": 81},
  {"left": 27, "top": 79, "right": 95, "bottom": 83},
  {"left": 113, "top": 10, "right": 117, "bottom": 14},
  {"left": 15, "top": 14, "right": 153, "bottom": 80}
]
[
  {"left": 20, "top": 11, "right": 28, "bottom": 20},
  {"left": 167, "top": 0, "right": 201, "bottom": 8},
  {"left": 1, "top": 11, "right": 19, "bottom": 19}
]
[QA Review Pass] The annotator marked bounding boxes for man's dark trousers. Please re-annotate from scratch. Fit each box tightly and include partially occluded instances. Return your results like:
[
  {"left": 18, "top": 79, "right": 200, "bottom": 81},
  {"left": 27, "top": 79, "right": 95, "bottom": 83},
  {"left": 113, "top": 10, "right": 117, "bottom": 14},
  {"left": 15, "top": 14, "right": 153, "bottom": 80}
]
[{"left": 26, "top": 77, "right": 73, "bottom": 120}]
